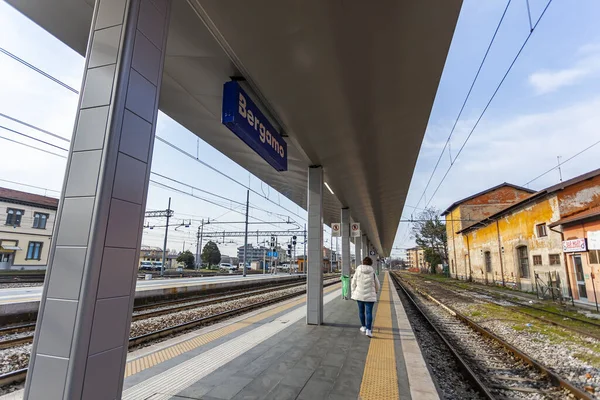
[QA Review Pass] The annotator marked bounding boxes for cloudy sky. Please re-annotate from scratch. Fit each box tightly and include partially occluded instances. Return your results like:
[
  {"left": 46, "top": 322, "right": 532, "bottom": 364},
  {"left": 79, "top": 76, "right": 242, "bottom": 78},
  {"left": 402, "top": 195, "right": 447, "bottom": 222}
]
[{"left": 0, "top": 0, "right": 599, "bottom": 259}]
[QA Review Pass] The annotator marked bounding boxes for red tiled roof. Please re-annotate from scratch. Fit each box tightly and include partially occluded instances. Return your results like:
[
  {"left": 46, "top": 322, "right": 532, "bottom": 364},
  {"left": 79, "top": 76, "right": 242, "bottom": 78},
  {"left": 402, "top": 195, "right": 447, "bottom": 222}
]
[
  {"left": 549, "top": 206, "right": 600, "bottom": 228},
  {"left": 457, "top": 168, "right": 600, "bottom": 234},
  {"left": 441, "top": 183, "right": 535, "bottom": 216},
  {"left": 0, "top": 187, "right": 59, "bottom": 209}
]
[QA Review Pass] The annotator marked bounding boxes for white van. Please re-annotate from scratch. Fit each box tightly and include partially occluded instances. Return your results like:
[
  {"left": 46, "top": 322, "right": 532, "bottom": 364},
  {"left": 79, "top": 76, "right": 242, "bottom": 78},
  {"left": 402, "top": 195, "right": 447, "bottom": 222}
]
[{"left": 219, "top": 263, "right": 235, "bottom": 271}]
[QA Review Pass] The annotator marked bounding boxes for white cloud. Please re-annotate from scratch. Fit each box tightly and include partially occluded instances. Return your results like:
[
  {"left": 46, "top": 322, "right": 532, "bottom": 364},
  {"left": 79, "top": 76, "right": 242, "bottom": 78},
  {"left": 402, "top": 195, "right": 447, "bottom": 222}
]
[
  {"left": 529, "top": 67, "right": 589, "bottom": 94},
  {"left": 402, "top": 94, "right": 600, "bottom": 236},
  {"left": 528, "top": 45, "right": 600, "bottom": 94}
]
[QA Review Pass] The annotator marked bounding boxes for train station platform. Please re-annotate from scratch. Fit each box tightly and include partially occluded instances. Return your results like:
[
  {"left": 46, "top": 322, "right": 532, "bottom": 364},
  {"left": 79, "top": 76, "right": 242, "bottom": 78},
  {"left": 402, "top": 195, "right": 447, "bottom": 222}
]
[
  {"left": 0, "top": 275, "right": 304, "bottom": 325},
  {"left": 1, "top": 272, "right": 437, "bottom": 400}
]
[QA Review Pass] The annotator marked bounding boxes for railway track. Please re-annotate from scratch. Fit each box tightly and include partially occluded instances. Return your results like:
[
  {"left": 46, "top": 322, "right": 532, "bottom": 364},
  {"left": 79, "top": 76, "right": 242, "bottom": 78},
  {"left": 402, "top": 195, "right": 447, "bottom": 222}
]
[
  {"left": 407, "top": 274, "right": 600, "bottom": 344},
  {"left": 0, "top": 279, "right": 312, "bottom": 342},
  {"left": 391, "top": 272, "right": 594, "bottom": 400},
  {"left": 0, "top": 274, "right": 45, "bottom": 284},
  {"left": 0, "top": 279, "right": 340, "bottom": 389}
]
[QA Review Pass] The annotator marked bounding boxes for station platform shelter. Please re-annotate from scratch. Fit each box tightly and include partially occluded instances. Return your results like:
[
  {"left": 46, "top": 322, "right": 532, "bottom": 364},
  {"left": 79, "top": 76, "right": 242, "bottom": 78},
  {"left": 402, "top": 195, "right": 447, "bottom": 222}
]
[
  {"left": 1, "top": 272, "right": 438, "bottom": 400},
  {"left": 3, "top": 0, "right": 461, "bottom": 398}
]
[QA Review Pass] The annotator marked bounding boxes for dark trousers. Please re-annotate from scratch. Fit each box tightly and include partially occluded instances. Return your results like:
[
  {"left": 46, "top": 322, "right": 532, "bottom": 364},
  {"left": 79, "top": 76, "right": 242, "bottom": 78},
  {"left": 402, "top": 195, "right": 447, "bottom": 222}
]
[{"left": 357, "top": 300, "right": 374, "bottom": 330}]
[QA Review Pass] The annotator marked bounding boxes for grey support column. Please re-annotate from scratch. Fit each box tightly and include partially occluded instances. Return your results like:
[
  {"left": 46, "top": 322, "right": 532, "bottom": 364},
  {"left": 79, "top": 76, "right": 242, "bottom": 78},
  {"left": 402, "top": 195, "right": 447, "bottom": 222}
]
[
  {"left": 306, "top": 166, "right": 324, "bottom": 325},
  {"left": 24, "top": 1, "right": 170, "bottom": 399},
  {"left": 355, "top": 233, "right": 362, "bottom": 269},
  {"left": 362, "top": 235, "right": 368, "bottom": 261},
  {"left": 340, "top": 209, "right": 350, "bottom": 297}
]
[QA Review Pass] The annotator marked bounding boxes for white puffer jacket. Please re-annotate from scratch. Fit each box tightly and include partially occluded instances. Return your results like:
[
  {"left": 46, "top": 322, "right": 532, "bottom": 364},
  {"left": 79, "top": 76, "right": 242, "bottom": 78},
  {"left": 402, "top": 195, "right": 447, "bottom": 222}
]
[{"left": 350, "top": 265, "right": 380, "bottom": 302}]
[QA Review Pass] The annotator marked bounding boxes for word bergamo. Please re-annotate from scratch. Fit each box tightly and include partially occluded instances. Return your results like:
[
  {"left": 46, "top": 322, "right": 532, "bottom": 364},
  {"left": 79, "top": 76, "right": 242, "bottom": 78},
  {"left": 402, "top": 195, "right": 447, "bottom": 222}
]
[{"left": 238, "top": 93, "right": 285, "bottom": 159}]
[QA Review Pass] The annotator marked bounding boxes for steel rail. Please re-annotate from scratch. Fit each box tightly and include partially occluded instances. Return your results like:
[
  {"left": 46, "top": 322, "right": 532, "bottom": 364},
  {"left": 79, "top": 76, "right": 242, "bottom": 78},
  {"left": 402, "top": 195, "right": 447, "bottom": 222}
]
[
  {"left": 389, "top": 273, "right": 496, "bottom": 399},
  {"left": 397, "top": 273, "right": 594, "bottom": 400},
  {"left": 0, "top": 281, "right": 341, "bottom": 388},
  {"left": 131, "top": 280, "right": 334, "bottom": 321},
  {"left": 441, "top": 278, "right": 600, "bottom": 329},
  {"left": 413, "top": 275, "right": 600, "bottom": 340}
]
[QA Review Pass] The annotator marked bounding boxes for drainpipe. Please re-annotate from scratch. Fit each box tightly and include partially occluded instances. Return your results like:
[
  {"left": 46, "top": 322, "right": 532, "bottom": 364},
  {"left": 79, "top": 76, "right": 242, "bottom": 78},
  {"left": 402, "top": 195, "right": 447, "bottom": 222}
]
[
  {"left": 549, "top": 225, "right": 575, "bottom": 306},
  {"left": 451, "top": 217, "right": 458, "bottom": 279},
  {"left": 495, "top": 220, "right": 506, "bottom": 287},
  {"left": 466, "top": 234, "right": 473, "bottom": 282}
]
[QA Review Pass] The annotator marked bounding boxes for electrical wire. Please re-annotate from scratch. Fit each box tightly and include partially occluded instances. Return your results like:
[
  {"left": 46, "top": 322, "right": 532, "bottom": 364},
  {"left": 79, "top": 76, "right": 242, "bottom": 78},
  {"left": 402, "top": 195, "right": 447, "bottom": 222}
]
[
  {"left": 0, "top": 122, "right": 299, "bottom": 226},
  {"left": 523, "top": 138, "right": 600, "bottom": 186},
  {"left": 0, "top": 113, "right": 70, "bottom": 142},
  {"left": 0, "top": 46, "right": 79, "bottom": 94},
  {"left": 1, "top": 45, "right": 308, "bottom": 222},
  {"left": 0, "top": 178, "right": 60, "bottom": 194},
  {"left": 151, "top": 172, "right": 247, "bottom": 208},
  {"left": 148, "top": 180, "right": 286, "bottom": 229},
  {"left": 154, "top": 136, "right": 307, "bottom": 222},
  {"left": 0, "top": 47, "right": 307, "bottom": 221},
  {"left": 0, "top": 134, "right": 67, "bottom": 158},
  {"left": 424, "top": 0, "right": 554, "bottom": 208},
  {"left": 413, "top": 0, "right": 513, "bottom": 212},
  {"left": 0, "top": 124, "right": 69, "bottom": 151}
]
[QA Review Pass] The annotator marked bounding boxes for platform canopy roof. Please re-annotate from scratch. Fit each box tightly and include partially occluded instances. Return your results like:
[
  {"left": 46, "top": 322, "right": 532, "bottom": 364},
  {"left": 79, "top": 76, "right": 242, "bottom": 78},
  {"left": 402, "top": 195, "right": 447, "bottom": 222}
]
[{"left": 7, "top": 0, "right": 462, "bottom": 255}]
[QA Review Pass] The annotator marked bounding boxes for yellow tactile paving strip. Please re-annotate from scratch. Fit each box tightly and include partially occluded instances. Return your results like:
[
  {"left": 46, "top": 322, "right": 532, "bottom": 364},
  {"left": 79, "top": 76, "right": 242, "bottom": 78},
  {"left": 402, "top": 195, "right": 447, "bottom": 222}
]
[
  {"left": 359, "top": 272, "right": 399, "bottom": 400},
  {"left": 125, "top": 284, "right": 341, "bottom": 377}
]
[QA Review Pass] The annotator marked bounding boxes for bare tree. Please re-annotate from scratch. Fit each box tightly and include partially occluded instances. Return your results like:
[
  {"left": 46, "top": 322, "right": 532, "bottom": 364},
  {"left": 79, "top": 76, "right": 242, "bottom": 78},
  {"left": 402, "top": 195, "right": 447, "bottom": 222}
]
[{"left": 411, "top": 207, "right": 448, "bottom": 273}]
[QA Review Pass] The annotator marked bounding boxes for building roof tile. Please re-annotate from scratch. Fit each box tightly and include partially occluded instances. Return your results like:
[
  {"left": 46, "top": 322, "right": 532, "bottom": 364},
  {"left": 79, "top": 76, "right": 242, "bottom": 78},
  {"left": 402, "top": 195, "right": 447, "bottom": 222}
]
[
  {"left": 441, "top": 183, "right": 535, "bottom": 216},
  {"left": 0, "top": 187, "right": 59, "bottom": 209}
]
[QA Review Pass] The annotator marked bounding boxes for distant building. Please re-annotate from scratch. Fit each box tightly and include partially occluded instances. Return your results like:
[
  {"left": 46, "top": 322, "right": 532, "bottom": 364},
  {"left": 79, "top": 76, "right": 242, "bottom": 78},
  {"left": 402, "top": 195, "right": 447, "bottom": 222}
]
[
  {"left": 323, "top": 247, "right": 338, "bottom": 272},
  {"left": 237, "top": 244, "right": 269, "bottom": 263},
  {"left": 445, "top": 168, "right": 600, "bottom": 303},
  {"left": 0, "top": 187, "right": 59, "bottom": 270},
  {"left": 140, "top": 245, "right": 162, "bottom": 263},
  {"left": 406, "top": 247, "right": 427, "bottom": 272}
]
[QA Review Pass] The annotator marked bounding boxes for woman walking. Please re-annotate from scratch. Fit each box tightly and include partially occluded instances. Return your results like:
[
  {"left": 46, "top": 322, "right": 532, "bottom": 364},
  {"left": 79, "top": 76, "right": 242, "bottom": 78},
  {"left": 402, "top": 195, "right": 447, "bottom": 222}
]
[{"left": 351, "top": 257, "right": 380, "bottom": 338}]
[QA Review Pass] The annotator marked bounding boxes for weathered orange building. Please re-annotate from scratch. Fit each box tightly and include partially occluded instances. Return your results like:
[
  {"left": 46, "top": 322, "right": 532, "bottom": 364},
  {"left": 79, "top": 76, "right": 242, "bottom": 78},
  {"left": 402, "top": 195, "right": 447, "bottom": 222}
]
[
  {"left": 443, "top": 183, "right": 535, "bottom": 283},
  {"left": 444, "top": 169, "right": 600, "bottom": 302},
  {"left": 550, "top": 206, "right": 600, "bottom": 306}
]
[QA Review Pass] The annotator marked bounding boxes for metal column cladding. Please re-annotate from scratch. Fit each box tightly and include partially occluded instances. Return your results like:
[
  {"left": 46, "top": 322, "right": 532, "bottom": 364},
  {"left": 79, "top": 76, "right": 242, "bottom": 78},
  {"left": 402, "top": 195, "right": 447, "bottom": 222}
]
[
  {"left": 306, "top": 166, "right": 324, "bottom": 325},
  {"left": 222, "top": 81, "right": 288, "bottom": 171},
  {"left": 341, "top": 209, "right": 351, "bottom": 282},
  {"left": 23, "top": 0, "right": 171, "bottom": 398}
]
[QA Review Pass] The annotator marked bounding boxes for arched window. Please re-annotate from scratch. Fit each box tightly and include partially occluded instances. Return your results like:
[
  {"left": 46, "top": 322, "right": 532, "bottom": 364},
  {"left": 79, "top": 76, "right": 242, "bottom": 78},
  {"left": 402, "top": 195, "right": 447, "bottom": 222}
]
[
  {"left": 517, "top": 246, "right": 530, "bottom": 278},
  {"left": 484, "top": 251, "right": 492, "bottom": 273}
]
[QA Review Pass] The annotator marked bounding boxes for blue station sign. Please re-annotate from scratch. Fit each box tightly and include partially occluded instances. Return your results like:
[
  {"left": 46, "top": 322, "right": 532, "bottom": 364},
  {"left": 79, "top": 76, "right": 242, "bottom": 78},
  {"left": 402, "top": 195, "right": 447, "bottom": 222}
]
[{"left": 222, "top": 81, "right": 288, "bottom": 171}]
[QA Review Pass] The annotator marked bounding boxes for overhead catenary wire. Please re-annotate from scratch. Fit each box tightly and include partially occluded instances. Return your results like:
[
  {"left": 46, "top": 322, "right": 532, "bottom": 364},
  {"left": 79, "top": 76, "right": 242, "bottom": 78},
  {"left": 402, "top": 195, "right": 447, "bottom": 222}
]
[
  {"left": 523, "top": 138, "right": 600, "bottom": 186},
  {"left": 0, "top": 45, "right": 308, "bottom": 223},
  {"left": 148, "top": 180, "right": 287, "bottom": 229},
  {"left": 0, "top": 113, "right": 70, "bottom": 143},
  {"left": 0, "top": 46, "right": 79, "bottom": 94},
  {"left": 424, "top": 0, "right": 554, "bottom": 208},
  {"left": 0, "top": 124, "right": 69, "bottom": 152},
  {"left": 0, "top": 142, "right": 294, "bottom": 236},
  {"left": 0, "top": 178, "right": 61, "bottom": 194},
  {"left": 154, "top": 136, "right": 307, "bottom": 222},
  {"left": 413, "top": 0, "right": 513, "bottom": 212},
  {"left": 0, "top": 134, "right": 67, "bottom": 158},
  {"left": 0, "top": 123, "right": 300, "bottom": 226}
]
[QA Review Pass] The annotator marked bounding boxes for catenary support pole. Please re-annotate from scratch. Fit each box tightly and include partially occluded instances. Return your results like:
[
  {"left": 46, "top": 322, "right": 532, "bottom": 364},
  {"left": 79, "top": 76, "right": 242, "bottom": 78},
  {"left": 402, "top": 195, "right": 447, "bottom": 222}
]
[
  {"left": 243, "top": 189, "right": 249, "bottom": 277},
  {"left": 355, "top": 235, "right": 362, "bottom": 269},
  {"left": 330, "top": 231, "right": 333, "bottom": 273},
  {"left": 23, "top": 1, "right": 171, "bottom": 398},
  {"left": 161, "top": 197, "right": 171, "bottom": 277},
  {"left": 303, "top": 223, "right": 307, "bottom": 271},
  {"left": 307, "top": 166, "right": 324, "bottom": 325},
  {"left": 341, "top": 209, "right": 351, "bottom": 291}
]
